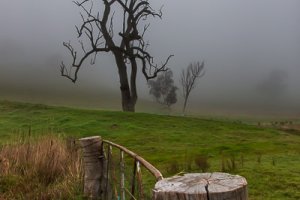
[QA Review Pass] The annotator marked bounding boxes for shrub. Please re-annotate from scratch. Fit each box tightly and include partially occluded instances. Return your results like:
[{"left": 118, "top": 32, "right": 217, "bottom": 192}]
[
  {"left": 194, "top": 155, "right": 210, "bottom": 172},
  {"left": 166, "top": 160, "right": 180, "bottom": 175},
  {"left": 221, "top": 154, "right": 237, "bottom": 172}
]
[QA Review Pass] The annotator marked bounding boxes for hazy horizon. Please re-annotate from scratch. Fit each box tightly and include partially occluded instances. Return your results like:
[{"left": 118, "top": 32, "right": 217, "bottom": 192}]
[{"left": 1, "top": 0, "right": 299, "bottom": 118}]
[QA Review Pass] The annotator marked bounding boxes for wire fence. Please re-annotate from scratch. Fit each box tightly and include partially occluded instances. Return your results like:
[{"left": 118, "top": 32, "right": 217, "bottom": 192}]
[{"left": 101, "top": 140, "right": 163, "bottom": 200}]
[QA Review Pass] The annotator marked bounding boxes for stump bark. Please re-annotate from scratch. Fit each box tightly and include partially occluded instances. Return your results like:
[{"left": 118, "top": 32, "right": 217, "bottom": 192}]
[
  {"left": 79, "top": 136, "right": 105, "bottom": 200},
  {"left": 153, "top": 172, "right": 248, "bottom": 200}
]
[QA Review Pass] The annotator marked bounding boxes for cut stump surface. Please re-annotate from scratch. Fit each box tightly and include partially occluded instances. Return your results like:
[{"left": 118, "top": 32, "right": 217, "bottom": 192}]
[{"left": 153, "top": 172, "right": 248, "bottom": 200}]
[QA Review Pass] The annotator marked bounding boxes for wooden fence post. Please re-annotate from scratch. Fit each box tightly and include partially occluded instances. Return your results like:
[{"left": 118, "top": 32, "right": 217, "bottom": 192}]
[
  {"left": 79, "top": 136, "right": 106, "bottom": 200},
  {"left": 153, "top": 172, "right": 248, "bottom": 200}
]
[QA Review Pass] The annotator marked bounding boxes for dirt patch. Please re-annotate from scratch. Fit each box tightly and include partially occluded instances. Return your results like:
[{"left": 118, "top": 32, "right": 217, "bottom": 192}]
[
  {"left": 279, "top": 125, "right": 300, "bottom": 136},
  {"left": 110, "top": 124, "right": 119, "bottom": 129}
]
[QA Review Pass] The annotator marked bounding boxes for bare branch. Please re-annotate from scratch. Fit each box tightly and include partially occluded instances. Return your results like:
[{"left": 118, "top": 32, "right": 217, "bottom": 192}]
[
  {"left": 60, "top": 61, "right": 78, "bottom": 83},
  {"left": 79, "top": 40, "right": 87, "bottom": 54},
  {"left": 133, "top": 1, "right": 149, "bottom": 13},
  {"left": 91, "top": 52, "right": 97, "bottom": 65},
  {"left": 180, "top": 61, "right": 205, "bottom": 115},
  {"left": 141, "top": 55, "right": 174, "bottom": 80},
  {"left": 61, "top": 40, "right": 109, "bottom": 82},
  {"left": 141, "top": 23, "right": 150, "bottom": 37},
  {"left": 74, "top": 0, "right": 94, "bottom": 18},
  {"left": 73, "top": 0, "right": 89, "bottom": 7},
  {"left": 116, "top": 0, "right": 130, "bottom": 12},
  {"left": 109, "top": 11, "right": 115, "bottom": 38}
]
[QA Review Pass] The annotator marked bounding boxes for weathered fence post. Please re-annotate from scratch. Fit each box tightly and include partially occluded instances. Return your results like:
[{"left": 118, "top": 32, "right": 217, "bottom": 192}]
[
  {"left": 153, "top": 172, "right": 248, "bottom": 200},
  {"left": 79, "top": 136, "right": 106, "bottom": 200}
]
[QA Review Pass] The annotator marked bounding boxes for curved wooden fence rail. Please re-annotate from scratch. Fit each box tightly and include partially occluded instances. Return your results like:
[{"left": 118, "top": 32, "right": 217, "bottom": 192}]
[
  {"left": 79, "top": 136, "right": 163, "bottom": 200},
  {"left": 103, "top": 140, "right": 163, "bottom": 181},
  {"left": 102, "top": 140, "right": 163, "bottom": 200}
]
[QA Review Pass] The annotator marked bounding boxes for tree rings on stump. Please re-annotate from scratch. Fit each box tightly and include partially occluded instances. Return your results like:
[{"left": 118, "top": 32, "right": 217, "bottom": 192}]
[{"left": 153, "top": 172, "right": 248, "bottom": 200}]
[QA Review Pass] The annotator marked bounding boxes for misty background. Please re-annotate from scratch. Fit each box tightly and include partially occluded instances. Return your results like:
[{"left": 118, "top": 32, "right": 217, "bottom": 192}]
[{"left": 0, "top": 0, "right": 299, "bottom": 117}]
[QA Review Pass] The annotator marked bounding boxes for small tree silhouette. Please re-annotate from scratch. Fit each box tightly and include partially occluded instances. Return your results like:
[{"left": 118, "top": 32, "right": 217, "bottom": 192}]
[
  {"left": 180, "top": 61, "right": 205, "bottom": 115},
  {"left": 148, "top": 70, "right": 178, "bottom": 109}
]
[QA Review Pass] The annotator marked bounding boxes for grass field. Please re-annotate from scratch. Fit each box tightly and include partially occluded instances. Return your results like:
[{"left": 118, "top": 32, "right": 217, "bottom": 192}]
[{"left": 0, "top": 100, "right": 299, "bottom": 199}]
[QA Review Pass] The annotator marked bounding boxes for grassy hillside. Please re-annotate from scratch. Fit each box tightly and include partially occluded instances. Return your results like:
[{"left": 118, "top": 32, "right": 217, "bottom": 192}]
[{"left": 0, "top": 101, "right": 299, "bottom": 199}]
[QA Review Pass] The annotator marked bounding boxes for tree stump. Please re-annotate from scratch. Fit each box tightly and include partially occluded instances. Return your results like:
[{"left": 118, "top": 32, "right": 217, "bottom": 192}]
[
  {"left": 79, "top": 136, "right": 105, "bottom": 200},
  {"left": 153, "top": 172, "right": 248, "bottom": 200}
]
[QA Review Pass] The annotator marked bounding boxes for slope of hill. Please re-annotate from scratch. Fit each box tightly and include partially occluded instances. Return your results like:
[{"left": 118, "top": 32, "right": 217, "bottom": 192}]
[{"left": 0, "top": 101, "right": 299, "bottom": 199}]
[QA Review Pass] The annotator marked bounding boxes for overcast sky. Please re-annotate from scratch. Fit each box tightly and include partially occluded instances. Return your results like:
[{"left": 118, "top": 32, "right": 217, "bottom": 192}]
[{"left": 0, "top": 0, "right": 299, "bottom": 116}]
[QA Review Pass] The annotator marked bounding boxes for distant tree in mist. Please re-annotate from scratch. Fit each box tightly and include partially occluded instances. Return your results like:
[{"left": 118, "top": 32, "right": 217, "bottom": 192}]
[
  {"left": 60, "top": 0, "right": 173, "bottom": 112},
  {"left": 148, "top": 70, "right": 178, "bottom": 108},
  {"left": 257, "top": 69, "right": 288, "bottom": 98},
  {"left": 180, "top": 61, "right": 205, "bottom": 115}
]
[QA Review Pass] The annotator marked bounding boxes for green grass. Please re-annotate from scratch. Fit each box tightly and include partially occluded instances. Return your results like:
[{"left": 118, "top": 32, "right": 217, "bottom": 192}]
[{"left": 0, "top": 100, "right": 299, "bottom": 199}]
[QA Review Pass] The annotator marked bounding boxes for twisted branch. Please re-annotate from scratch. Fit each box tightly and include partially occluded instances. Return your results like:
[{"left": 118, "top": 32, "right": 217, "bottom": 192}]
[{"left": 61, "top": 0, "right": 172, "bottom": 83}]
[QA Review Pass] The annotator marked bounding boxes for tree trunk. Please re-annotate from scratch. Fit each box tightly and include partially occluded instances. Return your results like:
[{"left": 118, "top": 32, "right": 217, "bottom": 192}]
[
  {"left": 114, "top": 52, "right": 136, "bottom": 112},
  {"left": 182, "top": 97, "right": 188, "bottom": 116},
  {"left": 182, "top": 90, "right": 192, "bottom": 116},
  {"left": 129, "top": 58, "right": 138, "bottom": 108},
  {"left": 120, "top": 86, "right": 135, "bottom": 112}
]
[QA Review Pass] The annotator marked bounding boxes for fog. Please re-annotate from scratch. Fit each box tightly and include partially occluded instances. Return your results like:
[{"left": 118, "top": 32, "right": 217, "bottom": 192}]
[{"left": 0, "top": 0, "right": 300, "bottom": 117}]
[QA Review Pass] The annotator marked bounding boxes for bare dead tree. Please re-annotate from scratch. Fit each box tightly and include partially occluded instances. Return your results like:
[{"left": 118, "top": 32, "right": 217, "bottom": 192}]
[
  {"left": 180, "top": 61, "right": 205, "bottom": 115},
  {"left": 60, "top": 0, "right": 173, "bottom": 112}
]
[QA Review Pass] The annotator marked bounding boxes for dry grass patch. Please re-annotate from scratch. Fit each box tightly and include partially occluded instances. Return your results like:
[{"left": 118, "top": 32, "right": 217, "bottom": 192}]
[{"left": 0, "top": 134, "right": 83, "bottom": 200}]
